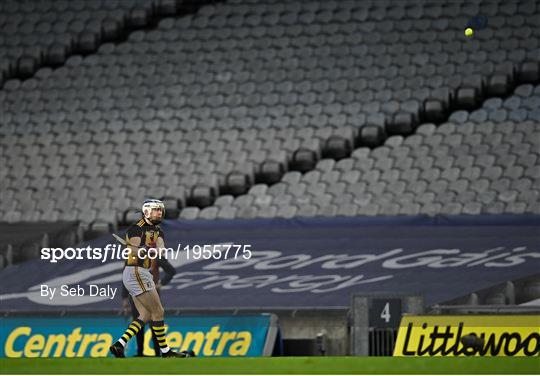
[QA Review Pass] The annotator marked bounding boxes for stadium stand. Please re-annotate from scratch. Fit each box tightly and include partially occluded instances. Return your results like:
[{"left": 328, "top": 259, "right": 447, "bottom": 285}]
[
  {"left": 1, "top": 0, "right": 539, "bottom": 229},
  {"left": 1, "top": 0, "right": 540, "bottom": 361},
  {"left": 0, "top": 0, "right": 194, "bottom": 84},
  {"left": 218, "top": 84, "right": 540, "bottom": 219}
]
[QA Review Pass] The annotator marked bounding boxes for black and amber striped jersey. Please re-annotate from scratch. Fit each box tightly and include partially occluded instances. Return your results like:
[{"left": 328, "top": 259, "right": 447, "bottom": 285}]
[{"left": 124, "top": 218, "right": 164, "bottom": 268}]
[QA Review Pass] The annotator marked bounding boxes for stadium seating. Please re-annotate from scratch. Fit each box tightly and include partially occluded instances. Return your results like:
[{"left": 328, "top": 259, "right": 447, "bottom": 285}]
[
  {"left": 0, "top": 0, "right": 167, "bottom": 83},
  {"left": 214, "top": 83, "right": 539, "bottom": 219},
  {"left": 1, "top": 0, "right": 539, "bottom": 225}
]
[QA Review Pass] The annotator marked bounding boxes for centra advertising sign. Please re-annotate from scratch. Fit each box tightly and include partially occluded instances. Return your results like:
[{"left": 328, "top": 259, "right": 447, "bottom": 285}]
[{"left": 1, "top": 315, "right": 273, "bottom": 358}]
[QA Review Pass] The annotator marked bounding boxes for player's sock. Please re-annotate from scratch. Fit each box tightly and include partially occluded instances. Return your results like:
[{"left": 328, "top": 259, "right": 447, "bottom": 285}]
[
  {"left": 150, "top": 320, "right": 171, "bottom": 353},
  {"left": 117, "top": 318, "right": 144, "bottom": 347}
]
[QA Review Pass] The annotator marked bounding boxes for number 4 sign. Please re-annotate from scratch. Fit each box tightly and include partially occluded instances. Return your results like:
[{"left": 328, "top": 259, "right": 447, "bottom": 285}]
[{"left": 370, "top": 298, "right": 402, "bottom": 328}]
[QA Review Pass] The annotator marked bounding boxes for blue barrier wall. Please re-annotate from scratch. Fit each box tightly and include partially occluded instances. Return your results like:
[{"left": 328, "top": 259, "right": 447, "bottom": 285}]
[{"left": 1, "top": 215, "right": 538, "bottom": 311}]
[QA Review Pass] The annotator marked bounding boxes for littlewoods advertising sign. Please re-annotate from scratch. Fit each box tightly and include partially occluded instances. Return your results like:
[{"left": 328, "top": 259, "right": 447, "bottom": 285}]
[{"left": 394, "top": 315, "right": 540, "bottom": 356}]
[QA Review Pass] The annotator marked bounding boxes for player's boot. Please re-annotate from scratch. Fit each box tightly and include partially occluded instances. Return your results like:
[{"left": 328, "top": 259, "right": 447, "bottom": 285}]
[
  {"left": 162, "top": 350, "right": 196, "bottom": 358},
  {"left": 109, "top": 342, "right": 125, "bottom": 358},
  {"left": 161, "top": 350, "right": 183, "bottom": 358}
]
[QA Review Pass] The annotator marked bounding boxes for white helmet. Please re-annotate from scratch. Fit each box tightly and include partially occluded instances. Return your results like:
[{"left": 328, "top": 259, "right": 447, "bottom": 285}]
[{"left": 142, "top": 199, "right": 165, "bottom": 224}]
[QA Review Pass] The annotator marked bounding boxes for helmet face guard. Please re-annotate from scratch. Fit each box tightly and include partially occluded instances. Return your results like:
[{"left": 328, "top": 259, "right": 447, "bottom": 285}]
[{"left": 142, "top": 199, "right": 165, "bottom": 224}]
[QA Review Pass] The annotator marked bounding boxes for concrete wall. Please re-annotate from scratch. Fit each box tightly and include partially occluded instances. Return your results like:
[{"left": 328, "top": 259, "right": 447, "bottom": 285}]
[{"left": 275, "top": 309, "right": 350, "bottom": 356}]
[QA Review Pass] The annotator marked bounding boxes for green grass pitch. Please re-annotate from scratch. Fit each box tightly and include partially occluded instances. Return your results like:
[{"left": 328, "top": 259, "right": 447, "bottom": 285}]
[{"left": 1, "top": 357, "right": 539, "bottom": 374}]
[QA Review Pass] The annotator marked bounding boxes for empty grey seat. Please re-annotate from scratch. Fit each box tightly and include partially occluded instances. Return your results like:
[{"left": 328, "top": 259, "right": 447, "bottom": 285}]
[
  {"left": 187, "top": 185, "right": 217, "bottom": 208},
  {"left": 216, "top": 206, "right": 237, "bottom": 219},
  {"left": 318, "top": 204, "right": 337, "bottom": 216},
  {"left": 180, "top": 207, "right": 200, "bottom": 220},
  {"left": 199, "top": 206, "right": 218, "bottom": 220},
  {"left": 225, "top": 172, "right": 251, "bottom": 196},
  {"left": 357, "top": 125, "right": 385, "bottom": 148},
  {"left": 440, "top": 202, "right": 463, "bottom": 215},
  {"left": 515, "top": 84, "right": 534, "bottom": 98},
  {"left": 420, "top": 202, "right": 442, "bottom": 215},
  {"left": 505, "top": 202, "right": 527, "bottom": 214},
  {"left": 257, "top": 205, "right": 277, "bottom": 218},
  {"left": 336, "top": 203, "right": 358, "bottom": 216},
  {"left": 379, "top": 203, "right": 400, "bottom": 216},
  {"left": 276, "top": 205, "right": 297, "bottom": 219},
  {"left": 399, "top": 202, "right": 420, "bottom": 215},
  {"left": 463, "top": 202, "right": 482, "bottom": 215},
  {"left": 297, "top": 204, "right": 318, "bottom": 217},
  {"left": 235, "top": 206, "right": 257, "bottom": 219},
  {"left": 356, "top": 203, "right": 378, "bottom": 216},
  {"left": 257, "top": 161, "right": 285, "bottom": 185},
  {"left": 233, "top": 194, "right": 254, "bottom": 208},
  {"left": 248, "top": 184, "right": 268, "bottom": 196}
]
